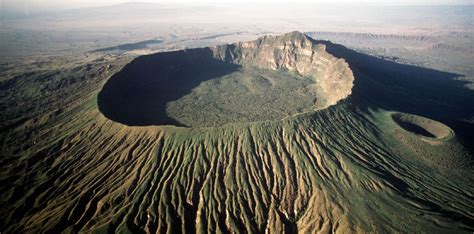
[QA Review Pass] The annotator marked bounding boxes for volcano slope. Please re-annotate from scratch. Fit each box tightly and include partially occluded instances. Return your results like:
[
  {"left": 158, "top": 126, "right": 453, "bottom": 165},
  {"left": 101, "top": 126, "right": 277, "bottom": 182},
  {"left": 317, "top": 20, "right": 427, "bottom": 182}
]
[{"left": 1, "top": 32, "right": 473, "bottom": 233}]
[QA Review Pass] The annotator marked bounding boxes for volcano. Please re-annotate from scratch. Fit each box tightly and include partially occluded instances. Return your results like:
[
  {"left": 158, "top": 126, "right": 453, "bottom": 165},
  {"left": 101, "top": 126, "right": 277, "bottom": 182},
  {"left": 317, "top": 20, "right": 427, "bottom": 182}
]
[{"left": 1, "top": 32, "right": 473, "bottom": 233}]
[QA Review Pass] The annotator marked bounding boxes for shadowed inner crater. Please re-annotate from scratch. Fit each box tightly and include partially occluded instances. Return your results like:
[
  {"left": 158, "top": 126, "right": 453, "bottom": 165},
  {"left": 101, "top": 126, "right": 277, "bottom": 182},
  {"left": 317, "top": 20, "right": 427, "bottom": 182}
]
[{"left": 392, "top": 113, "right": 453, "bottom": 139}]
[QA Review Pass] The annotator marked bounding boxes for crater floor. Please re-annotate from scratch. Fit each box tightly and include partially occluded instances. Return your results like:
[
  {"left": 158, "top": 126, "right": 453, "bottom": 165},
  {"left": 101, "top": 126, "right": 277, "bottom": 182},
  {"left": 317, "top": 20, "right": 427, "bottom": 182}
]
[{"left": 167, "top": 67, "right": 324, "bottom": 127}]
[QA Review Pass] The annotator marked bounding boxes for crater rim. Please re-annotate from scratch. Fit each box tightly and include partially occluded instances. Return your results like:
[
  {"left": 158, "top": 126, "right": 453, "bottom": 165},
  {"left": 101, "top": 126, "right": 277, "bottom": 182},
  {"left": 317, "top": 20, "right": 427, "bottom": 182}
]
[{"left": 391, "top": 112, "right": 454, "bottom": 140}]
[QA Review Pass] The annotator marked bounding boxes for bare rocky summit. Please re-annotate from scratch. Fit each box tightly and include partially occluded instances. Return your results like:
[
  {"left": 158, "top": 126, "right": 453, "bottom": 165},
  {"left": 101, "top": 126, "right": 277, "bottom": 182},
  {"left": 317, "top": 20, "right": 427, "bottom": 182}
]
[{"left": 212, "top": 31, "right": 354, "bottom": 107}]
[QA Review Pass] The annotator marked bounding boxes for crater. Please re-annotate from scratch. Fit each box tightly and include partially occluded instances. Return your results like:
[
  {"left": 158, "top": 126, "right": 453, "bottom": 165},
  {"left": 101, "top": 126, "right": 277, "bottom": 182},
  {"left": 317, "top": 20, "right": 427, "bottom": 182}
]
[
  {"left": 98, "top": 32, "right": 354, "bottom": 127},
  {"left": 392, "top": 113, "right": 453, "bottom": 139}
]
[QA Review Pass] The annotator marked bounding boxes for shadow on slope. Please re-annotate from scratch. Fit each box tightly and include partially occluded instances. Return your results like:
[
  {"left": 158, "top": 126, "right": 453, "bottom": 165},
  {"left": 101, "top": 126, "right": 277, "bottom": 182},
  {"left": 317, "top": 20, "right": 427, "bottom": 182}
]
[
  {"left": 93, "top": 39, "right": 162, "bottom": 52},
  {"left": 312, "top": 39, "right": 474, "bottom": 154},
  {"left": 98, "top": 48, "right": 240, "bottom": 127}
]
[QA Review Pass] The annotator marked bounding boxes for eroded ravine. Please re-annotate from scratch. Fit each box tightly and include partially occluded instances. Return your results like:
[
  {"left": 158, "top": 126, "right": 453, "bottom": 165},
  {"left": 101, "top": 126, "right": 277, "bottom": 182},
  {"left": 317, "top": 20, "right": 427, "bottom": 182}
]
[{"left": 2, "top": 103, "right": 473, "bottom": 233}]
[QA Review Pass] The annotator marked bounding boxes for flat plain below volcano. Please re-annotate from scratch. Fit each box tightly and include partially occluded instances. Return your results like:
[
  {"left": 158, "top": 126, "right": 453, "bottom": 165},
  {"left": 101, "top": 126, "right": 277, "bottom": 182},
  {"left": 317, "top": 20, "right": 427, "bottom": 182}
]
[{"left": 0, "top": 32, "right": 473, "bottom": 233}]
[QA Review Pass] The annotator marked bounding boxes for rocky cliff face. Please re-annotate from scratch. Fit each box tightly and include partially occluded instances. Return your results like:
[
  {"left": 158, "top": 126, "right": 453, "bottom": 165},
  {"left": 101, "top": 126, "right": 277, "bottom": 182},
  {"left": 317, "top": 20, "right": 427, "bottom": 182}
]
[{"left": 211, "top": 31, "right": 355, "bottom": 106}]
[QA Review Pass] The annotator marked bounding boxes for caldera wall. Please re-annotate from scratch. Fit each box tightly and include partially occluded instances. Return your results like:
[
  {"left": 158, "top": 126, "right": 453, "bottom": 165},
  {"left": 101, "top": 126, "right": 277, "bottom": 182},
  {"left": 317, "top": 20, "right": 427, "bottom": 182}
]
[{"left": 98, "top": 32, "right": 355, "bottom": 127}]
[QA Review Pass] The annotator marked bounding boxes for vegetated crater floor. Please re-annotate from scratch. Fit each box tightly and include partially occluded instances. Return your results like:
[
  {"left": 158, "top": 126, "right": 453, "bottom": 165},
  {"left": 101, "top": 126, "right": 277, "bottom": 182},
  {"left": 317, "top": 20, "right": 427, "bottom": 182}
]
[
  {"left": 392, "top": 113, "right": 453, "bottom": 139},
  {"left": 98, "top": 31, "right": 354, "bottom": 127}
]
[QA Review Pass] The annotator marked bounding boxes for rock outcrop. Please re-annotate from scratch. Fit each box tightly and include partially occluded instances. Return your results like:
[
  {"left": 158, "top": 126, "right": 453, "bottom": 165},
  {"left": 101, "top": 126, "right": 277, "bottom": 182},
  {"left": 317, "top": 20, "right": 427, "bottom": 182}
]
[{"left": 212, "top": 31, "right": 355, "bottom": 106}]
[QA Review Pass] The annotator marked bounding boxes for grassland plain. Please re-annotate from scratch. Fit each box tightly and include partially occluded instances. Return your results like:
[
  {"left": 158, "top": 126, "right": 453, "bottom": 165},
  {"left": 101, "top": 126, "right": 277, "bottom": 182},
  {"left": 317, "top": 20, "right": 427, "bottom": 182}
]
[{"left": 0, "top": 32, "right": 473, "bottom": 233}]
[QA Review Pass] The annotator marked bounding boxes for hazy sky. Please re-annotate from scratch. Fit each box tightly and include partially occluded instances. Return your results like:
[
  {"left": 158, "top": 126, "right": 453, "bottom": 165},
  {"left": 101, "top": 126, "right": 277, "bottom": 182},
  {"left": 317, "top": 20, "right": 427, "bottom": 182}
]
[{"left": 1, "top": 0, "right": 473, "bottom": 13}]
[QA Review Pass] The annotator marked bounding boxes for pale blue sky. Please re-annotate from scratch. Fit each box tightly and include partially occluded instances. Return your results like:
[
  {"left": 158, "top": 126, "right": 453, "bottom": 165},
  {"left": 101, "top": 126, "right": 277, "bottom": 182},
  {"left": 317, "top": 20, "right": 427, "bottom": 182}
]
[{"left": 1, "top": 0, "right": 472, "bottom": 13}]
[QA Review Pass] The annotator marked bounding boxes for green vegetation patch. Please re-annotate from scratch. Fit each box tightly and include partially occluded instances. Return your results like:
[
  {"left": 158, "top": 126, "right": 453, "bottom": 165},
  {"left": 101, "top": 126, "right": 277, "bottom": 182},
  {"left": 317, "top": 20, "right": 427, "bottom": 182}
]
[{"left": 166, "top": 67, "right": 323, "bottom": 127}]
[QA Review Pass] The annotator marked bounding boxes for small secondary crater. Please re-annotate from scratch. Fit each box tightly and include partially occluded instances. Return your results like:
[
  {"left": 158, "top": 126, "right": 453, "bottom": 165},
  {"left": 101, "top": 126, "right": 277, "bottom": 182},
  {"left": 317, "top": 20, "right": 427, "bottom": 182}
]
[
  {"left": 392, "top": 113, "right": 453, "bottom": 139},
  {"left": 98, "top": 32, "right": 354, "bottom": 127}
]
